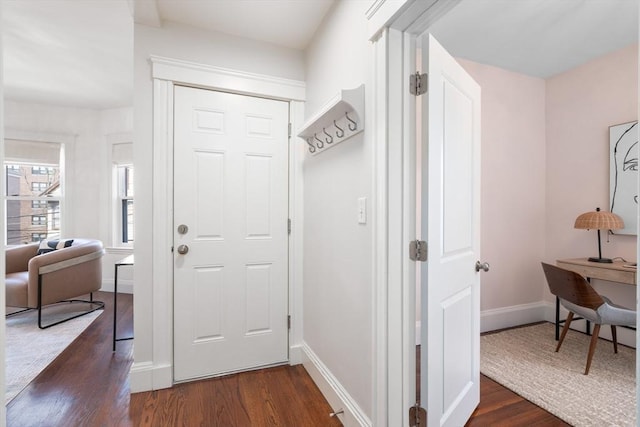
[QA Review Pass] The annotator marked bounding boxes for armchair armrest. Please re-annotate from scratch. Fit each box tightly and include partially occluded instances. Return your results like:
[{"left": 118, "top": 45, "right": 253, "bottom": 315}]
[
  {"left": 28, "top": 241, "right": 104, "bottom": 278},
  {"left": 26, "top": 240, "right": 105, "bottom": 307},
  {"left": 6, "top": 243, "right": 38, "bottom": 274}
]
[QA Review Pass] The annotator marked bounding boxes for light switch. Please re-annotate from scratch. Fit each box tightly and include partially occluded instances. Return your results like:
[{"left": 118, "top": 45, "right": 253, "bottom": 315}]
[{"left": 358, "top": 197, "right": 367, "bottom": 224}]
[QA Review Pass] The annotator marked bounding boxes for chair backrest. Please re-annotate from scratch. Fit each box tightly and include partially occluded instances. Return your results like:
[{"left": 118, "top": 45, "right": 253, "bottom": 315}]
[{"left": 541, "top": 262, "right": 604, "bottom": 310}]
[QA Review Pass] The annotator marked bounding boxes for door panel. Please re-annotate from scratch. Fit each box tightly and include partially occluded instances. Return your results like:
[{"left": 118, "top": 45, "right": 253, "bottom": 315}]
[
  {"left": 420, "top": 33, "right": 481, "bottom": 427},
  {"left": 173, "top": 85, "right": 290, "bottom": 381}
]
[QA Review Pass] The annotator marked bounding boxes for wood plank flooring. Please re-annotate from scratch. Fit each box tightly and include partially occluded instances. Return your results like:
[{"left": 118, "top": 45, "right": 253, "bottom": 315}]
[{"left": 7, "top": 291, "right": 568, "bottom": 426}]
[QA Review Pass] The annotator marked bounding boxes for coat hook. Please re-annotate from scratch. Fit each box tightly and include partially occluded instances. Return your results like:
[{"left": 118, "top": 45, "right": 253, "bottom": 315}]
[
  {"left": 346, "top": 112, "right": 357, "bottom": 131},
  {"left": 314, "top": 133, "right": 324, "bottom": 149},
  {"left": 306, "top": 138, "right": 316, "bottom": 153},
  {"left": 323, "top": 127, "right": 334, "bottom": 144},
  {"left": 334, "top": 120, "right": 344, "bottom": 138}
]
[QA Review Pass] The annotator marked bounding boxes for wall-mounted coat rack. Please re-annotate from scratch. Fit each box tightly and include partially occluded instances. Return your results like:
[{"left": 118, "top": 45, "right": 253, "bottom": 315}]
[{"left": 297, "top": 84, "right": 364, "bottom": 155}]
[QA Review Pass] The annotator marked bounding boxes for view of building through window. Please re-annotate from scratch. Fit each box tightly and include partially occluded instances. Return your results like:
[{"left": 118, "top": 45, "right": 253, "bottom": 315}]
[
  {"left": 118, "top": 165, "right": 134, "bottom": 243},
  {"left": 5, "top": 163, "right": 61, "bottom": 244}
]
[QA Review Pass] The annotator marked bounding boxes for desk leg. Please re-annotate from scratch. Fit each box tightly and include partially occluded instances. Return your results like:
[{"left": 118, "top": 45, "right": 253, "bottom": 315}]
[
  {"left": 113, "top": 264, "right": 118, "bottom": 352},
  {"left": 555, "top": 296, "right": 560, "bottom": 341}
]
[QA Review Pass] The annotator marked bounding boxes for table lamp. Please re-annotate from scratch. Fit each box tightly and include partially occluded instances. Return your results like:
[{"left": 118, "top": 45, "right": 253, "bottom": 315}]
[{"left": 574, "top": 207, "right": 624, "bottom": 263}]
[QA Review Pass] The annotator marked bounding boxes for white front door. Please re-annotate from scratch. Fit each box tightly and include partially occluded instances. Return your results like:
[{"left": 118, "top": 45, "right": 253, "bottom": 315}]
[
  {"left": 173, "top": 85, "right": 290, "bottom": 381},
  {"left": 420, "top": 34, "right": 482, "bottom": 426}
]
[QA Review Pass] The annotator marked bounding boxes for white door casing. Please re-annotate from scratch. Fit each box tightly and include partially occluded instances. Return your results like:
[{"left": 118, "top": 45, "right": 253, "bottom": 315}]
[
  {"left": 173, "top": 85, "right": 290, "bottom": 381},
  {"left": 420, "top": 33, "right": 482, "bottom": 426}
]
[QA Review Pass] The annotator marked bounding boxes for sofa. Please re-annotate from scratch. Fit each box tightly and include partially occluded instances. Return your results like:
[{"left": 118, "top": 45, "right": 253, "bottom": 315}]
[{"left": 6, "top": 238, "right": 105, "bottom": 328}]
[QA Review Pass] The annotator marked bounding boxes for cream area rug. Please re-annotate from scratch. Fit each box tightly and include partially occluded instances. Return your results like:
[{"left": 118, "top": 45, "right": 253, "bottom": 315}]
[
  {"left": 481, "top": 323, "right": 636, "bottom": 427},
  {"left": 5, "top": 303, "right": 102, "bottom": 403}
]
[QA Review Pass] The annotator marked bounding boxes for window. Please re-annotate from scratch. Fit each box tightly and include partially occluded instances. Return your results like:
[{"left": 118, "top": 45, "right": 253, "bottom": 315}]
[
  {"left": 31, "top": 233, "right": 47, "bottom": 242},
  {"left": 4, "top": 140, "right": 63, "bottom": 245},
  {"left": 118, "top": 165, "right": 134, "bottom": 243},
  {"left": 31, "top": 182, "right": 49, "bottom": 192},
  {"left": 31, "top": 215, "right": 46, "bottom": 225},
  {"left": 31, "top": 166, "right": 53, "bottom": 175},
  {"left": 111, "top": 141, "right": 134, "bottom": 247}
]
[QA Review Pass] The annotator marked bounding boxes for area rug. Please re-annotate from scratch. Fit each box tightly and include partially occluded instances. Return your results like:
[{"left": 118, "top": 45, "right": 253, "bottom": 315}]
[
  {"left": 5, "top": 303, "right": 102, "bottom": 403},
  {"left": 481, "top": 322, "right": 636, "bottom": 427}
]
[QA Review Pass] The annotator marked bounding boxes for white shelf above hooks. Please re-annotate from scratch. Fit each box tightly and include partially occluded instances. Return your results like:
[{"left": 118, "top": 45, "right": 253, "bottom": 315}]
[{"left": 297, "top": 84, "right": 364, "bottom": 155}]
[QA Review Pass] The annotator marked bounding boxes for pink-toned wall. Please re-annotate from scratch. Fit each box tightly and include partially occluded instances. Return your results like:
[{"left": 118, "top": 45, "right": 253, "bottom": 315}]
[
  {"left": 458, "top": 58, "right": 547, "bottom": 313},
  {"left": 458, "top": 43, "right": 638, "bottom": 337},
  {"left": 545, "top": 44, "right": 638, "bottom": 343},
  {"left": 546, "top": 44, "right": 638, "bottom": 267}
]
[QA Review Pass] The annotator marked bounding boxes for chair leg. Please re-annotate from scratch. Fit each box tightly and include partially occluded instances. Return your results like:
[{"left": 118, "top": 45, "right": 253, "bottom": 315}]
[
  {"left": 611, "top": 325, "right": 618, "bottom": 354},
  {"left": 556, "top": 312, "right": 574, "bottom": 352},
  {"left": 585, "top": 324, "right": 601, "bottom": 375}
]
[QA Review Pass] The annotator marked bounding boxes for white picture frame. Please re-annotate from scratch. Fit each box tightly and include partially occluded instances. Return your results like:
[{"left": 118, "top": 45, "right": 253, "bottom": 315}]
[{"left": 610, "top": 120, "right": 638, "bottom": 235}]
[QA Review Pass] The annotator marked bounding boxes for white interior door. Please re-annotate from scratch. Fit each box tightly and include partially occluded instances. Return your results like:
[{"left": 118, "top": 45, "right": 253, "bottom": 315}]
[
  {"left": 173, "top": 85, "right": 290, "bottom": 381},
  {"left": 420, "top": 33, "right": 482, "bottom": 426}
]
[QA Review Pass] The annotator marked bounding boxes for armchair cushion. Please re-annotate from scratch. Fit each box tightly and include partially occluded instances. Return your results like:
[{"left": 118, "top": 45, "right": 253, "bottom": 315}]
[{"left": 37, "top": 238, "right": 74, "bottom": 255}]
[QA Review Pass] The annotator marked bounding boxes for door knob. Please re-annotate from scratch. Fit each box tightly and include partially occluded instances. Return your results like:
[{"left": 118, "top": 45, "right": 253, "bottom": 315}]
[
  {"left": 177, "top": 244, "right": 189, "bottom": 255},
  {"left": 475, "top": 261, "right": 490, "bottom": 272}
]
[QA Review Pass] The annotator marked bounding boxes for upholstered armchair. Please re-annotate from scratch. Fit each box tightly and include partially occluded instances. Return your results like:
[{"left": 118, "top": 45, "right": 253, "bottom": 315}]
[{"left": 6, "top": 238, "right": 105, "bottom": 329}]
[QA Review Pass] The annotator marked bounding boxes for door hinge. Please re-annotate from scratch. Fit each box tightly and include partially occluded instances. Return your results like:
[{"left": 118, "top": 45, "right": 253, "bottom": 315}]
[
  {"left": 287, "top": 315, "right": 291, "bottom": 330},
  {"left": 288, "top": 123, "right": 292, "bottom": 138},
  {"left": 410, "top": 72, "right": 428, "bottom": 96},
  {"left": 288, "top": 218, "right": 292, "bottom": 235},
  {"left": 409, "top": 404, "right": 427, "bottom": 427},
  {"left": 409, "top": 240, "right": 428, "bottom": 262}
]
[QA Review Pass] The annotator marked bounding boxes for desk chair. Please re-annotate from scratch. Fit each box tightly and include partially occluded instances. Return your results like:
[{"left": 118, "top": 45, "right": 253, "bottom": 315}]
[{"left": 541, "top": 262, "right": 636, "bottom": 374}]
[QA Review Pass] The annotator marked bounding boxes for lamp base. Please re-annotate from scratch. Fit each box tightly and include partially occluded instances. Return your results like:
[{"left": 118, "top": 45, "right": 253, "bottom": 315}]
[{"left": 588, "top": 257, "right": 613, "bottom": 263}]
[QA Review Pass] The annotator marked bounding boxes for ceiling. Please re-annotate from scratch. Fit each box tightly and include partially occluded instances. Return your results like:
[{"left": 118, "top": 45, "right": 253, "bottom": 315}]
[
  {"left": 1, "top": 0, "right": 638, "bottom": 109},
  {"left": 154, "top": 0, "right": 335, "bottom": 50},
  {"left": 430, "top": 0, "right": 639, "bottom": 79},
  {"left": 2, "top": 0, "right": 133, "bottom": 109}
]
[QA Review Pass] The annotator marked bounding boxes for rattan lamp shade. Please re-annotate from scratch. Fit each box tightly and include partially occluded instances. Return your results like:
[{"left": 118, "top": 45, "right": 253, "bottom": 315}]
[
  {"left": 574, "top": 207, "right": 624, "bottom": 263},
  {"left": 574, "top": 210, "right": 624, "bottom": 230}
]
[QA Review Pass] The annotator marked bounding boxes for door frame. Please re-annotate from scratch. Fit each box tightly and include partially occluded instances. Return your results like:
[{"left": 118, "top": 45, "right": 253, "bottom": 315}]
[
  {"left": 367, "top": 1, "right": 462, "bottom": 425},
  {"left": 148, "top": 56, "right": 306, "bottom": 388},
  {"left": 370, "top": 1, "right": 640, "bottom": 426}
]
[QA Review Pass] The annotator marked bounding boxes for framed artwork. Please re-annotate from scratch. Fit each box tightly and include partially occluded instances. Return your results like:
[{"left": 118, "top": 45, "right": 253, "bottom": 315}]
[{"left": 610, "top": 120, "right": 638, "bottom": 235}]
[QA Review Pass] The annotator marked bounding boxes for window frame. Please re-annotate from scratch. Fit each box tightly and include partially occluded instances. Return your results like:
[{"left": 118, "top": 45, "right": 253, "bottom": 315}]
[
  {"left": 4, "top": 159, "right": 63, "bottom": 245},
  {"left": 3, "top": 131, "right": 73, "bottom": 247},
  {"left": 107, "top": 136, "right": 134, "bottom": 249}
]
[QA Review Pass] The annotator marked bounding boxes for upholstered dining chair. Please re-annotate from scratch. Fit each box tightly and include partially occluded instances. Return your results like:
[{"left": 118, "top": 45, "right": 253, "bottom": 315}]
[{"left": 541, "top": 262, "right": 636, "bottom": 374}]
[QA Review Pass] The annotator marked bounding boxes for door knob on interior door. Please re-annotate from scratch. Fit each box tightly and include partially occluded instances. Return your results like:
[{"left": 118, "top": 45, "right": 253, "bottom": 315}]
[
  {"left": 177, "top": 244, "right": 189, "bottom": 255},
  {"left": 475, "top": 261, "right": 490, "bottom": 272}
]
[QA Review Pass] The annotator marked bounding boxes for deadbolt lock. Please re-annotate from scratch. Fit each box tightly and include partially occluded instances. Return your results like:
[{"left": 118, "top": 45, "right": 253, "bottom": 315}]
[{"left": 177, "top": 224, "right": 189, "bottom": 235}]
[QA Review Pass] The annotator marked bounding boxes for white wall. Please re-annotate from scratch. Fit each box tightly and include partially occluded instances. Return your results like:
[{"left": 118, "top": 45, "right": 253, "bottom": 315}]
[
  {"left": 133, "top": 21, "right": 305, "bottom": 391},
  {"left": 303, "top": 1, "right": 373, "bottom": 421}
]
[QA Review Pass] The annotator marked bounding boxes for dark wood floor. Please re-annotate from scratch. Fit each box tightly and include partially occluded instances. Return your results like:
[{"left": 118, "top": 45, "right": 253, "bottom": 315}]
[
  {"left": 7, "top": 292, "right": 567, "bottom": 426},
  {"left": 6, "top": 291, "right": 342, "bottom": 427}
]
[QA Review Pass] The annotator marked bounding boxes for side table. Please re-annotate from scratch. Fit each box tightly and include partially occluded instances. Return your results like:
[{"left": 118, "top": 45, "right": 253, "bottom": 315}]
[{"left": 113, "top": 254, "right": 134, "bottom": 351}]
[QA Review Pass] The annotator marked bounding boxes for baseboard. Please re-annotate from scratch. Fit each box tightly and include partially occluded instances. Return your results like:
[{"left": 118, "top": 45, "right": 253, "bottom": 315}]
[
  {"left": 129, "top": 361, "right": 172, "bottom": 393},
  {"left": 415, "top": 302, "right": 548, "bottom": 343},
  {"left": 301, "top": 343, "right": 372, "bottom": 427},
  {"left": 289, "top": 343, "right": 303, "bottom": 365},
  {"left": 480, "top": 301, "right": 547, "bottom": 333},
  {"left": 100, "top": 279, "right": 134, "bottom": 294}
]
